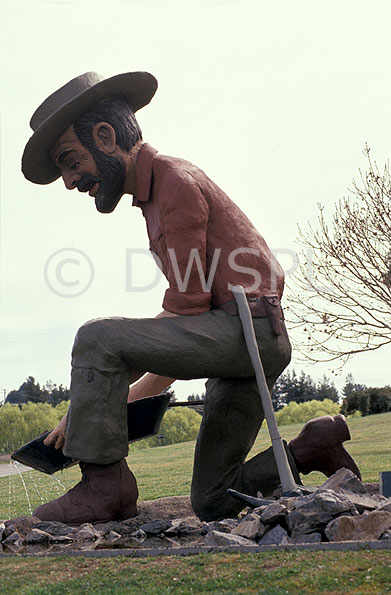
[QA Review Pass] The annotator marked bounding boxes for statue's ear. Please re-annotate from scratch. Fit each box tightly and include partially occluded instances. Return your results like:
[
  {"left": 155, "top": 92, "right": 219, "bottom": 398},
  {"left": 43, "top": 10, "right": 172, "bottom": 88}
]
[{"left": 92, "top": 122, "right": 117, "bottom": 154}]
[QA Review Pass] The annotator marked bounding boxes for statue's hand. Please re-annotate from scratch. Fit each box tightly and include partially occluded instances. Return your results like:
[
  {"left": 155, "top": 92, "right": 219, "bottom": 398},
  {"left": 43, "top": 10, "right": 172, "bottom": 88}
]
[{"left": 44, "top": 413, "right": 67, "bottom": 449}]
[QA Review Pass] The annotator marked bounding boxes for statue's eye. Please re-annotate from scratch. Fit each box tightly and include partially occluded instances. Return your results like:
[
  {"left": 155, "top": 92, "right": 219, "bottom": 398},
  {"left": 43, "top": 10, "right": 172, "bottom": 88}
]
[{"left": 70, "top": 162, "right": 80, "bottom": 171}]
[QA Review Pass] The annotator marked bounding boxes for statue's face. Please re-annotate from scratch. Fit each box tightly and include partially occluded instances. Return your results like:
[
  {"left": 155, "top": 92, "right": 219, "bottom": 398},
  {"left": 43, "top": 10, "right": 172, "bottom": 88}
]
[{"left": 51, "top": 126, "right": 126, "bottom": 213}]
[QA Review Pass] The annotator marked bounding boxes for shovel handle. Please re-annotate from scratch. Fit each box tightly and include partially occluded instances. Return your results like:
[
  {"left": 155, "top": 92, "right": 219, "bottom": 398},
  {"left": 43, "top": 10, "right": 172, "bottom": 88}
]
[{"left": 232, "top": 286, "right": 297, "bottom": 493}]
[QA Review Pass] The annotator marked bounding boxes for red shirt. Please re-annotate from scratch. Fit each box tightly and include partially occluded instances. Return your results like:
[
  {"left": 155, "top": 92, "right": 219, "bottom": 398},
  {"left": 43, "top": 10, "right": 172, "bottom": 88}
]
[{"left": 133, "top": 143, "right": 284, "bottom": 315}]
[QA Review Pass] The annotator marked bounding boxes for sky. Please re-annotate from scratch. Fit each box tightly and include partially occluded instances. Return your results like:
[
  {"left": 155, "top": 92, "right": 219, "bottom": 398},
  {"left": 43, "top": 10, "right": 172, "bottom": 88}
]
[{"left": 1, "top": 0, "right": 391, "bottom": 402}]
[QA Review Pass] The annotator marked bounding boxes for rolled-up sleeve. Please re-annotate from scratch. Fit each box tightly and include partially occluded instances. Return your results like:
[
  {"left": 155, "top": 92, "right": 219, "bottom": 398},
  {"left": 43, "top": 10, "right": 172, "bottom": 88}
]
[{"left": 160, "top": 170, "right": 211, "bottom": 315}]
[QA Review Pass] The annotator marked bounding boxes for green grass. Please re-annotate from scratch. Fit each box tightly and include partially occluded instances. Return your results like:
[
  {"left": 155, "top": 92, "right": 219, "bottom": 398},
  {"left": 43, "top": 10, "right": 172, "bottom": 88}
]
[
  {"left": 1, "top": 412, "right": 389, "bottom": 519},
  {"left": 0, "top": 550, "right": 390, "bottom": 593},
  {"left": 0, "top": 413, "right": 390, "bottom": 593}
]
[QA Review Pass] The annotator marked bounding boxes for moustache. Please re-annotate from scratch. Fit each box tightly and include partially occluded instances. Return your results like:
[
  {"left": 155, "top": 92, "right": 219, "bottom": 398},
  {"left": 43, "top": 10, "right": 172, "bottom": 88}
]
[{"left": 77, "top": 174, "right": 100, "bottom": 193}]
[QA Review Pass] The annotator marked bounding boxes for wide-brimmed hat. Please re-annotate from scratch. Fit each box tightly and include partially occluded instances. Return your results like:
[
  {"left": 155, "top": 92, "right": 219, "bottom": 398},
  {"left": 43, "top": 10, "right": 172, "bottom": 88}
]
[{"left": 22, "top": 71, "right": 158, "bottom": 184}]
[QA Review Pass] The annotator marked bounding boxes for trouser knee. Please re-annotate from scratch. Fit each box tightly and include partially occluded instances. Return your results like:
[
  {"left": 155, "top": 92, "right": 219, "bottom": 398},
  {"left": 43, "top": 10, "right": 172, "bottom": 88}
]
[
  {"left": 191, "top": 487, "right": 243, "bottom": 522},
  {"left": 72, "top": 319, "right": 105, "bottom": 356},
  {"left": 71, "top": 318, "right": 126, "bottom": 373}
]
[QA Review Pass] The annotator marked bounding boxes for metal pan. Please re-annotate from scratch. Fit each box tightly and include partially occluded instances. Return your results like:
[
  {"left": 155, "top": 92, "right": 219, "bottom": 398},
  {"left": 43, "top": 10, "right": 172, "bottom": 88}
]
[{"left": 11, "top": 393, "right": 171, "bottom": 475}]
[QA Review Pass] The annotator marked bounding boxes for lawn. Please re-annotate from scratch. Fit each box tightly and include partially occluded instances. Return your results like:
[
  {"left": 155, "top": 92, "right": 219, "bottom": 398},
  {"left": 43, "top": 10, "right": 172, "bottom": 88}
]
[
  {"left": 2, "top": 412, "right": 389, "bottom": 519},
  {"left": 0, "top": 412, "right": 390, "bottom": 593},
  {"left": 0, "top": 550, "right": 391, "bottom": 593}
]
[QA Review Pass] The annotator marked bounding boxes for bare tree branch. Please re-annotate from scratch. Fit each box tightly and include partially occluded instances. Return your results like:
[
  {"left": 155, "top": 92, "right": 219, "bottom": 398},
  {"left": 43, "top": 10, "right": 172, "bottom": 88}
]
[{"left": 286, "top": 146, "right": 391, "bottom": 366}]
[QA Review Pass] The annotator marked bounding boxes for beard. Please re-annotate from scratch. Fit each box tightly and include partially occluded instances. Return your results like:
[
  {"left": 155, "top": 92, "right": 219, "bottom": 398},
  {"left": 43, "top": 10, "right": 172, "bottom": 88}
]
[
  {"left": 77, "top": 149, "right": 126, "bottom": 214},
  {"left": 94, "top": 150, "right": 126, "bottom": 213}
]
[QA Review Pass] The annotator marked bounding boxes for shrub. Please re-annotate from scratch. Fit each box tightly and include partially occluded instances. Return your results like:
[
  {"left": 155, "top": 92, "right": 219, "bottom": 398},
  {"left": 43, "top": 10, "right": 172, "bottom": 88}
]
[
  {"left": 346, "top": 410, "right": 362, "bottom": 419},
  {"left": 130, "top": 407, "right": 202, "bottom": 450},
  {"left": 275, "top": 399, "right": 339, "bottom": 426},
  {"left": 150, "top": 407, "right": 201, "bottom": 446},
  {"left": 0, "top": 400, "right": 201, "bottom": 455},
  {"left": 0, "top": 402, "right": 70, "bottom": 454},
  {"left": 20, "top": 402, "right": 59, "bottom": 443},
  {"left": 0, "top": 405, "right": 28, "bottom": 453},
  {"left": 54, "top": 401, "right": 70, "bottom": 421}
]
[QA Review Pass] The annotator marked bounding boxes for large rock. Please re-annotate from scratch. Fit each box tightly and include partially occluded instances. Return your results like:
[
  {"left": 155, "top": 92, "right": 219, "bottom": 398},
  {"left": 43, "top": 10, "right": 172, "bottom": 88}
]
[
  {"left": 3, "top": 516, "right": 41, "bottom": 539},
  {"left": 257, "top": 525, "right": 289, "bottom": 545},
  {"left": 203, "top": 519, "right": 239, "bottom": 534},
  {"left": 318, "top": 470, "right": 386, "bottom": 513},
  {"left": 75, "top": 523, "right": 101, "bottom": 541},
  {"left": 259, "top": 502, "right": 288, "bottom": 525},
  {"left": 325, "top": 510, "right": 391, "bottom": 541},
  {"left": 287, "top": 490, "right": 358, "bottom": 536},
  {"left": 231, "top": 514, "right": 267, "bottom": 540},
  {"left": 317, "top": 468, "right": 367, "bottom": 494},
  {"left": 205, "top": 530, "right": 255, "bottom": 547},
  {"left": 2, "top": 531, "right": 24, "bottom": 547},
  {"left": 338, "top": 491, "right": 385, "bottom": 513},
  {"left": 139, "top": 519, "right": 172, "bottom": 535},
  {"left": 376, "top": 499, "right": 391, "bottom": 513},
  {"left": 93, "top": 520, "right": 137, "bottom": 537},
  {"left": 165, "top": 517, "right": 203, "bottom": 536},
  {"left": 32, "top": 521, "right": 76, "bottom": 537}
]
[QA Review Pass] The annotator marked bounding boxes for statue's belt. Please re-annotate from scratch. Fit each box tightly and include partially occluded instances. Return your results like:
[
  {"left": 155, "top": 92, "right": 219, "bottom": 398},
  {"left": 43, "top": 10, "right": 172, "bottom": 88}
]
[{"left": 219, "top": 295, "right": 283, "bottom": 336}]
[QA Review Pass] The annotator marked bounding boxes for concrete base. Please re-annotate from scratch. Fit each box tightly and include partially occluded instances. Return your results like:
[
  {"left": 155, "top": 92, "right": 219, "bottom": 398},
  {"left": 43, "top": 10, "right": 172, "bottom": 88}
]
[{"left": 0, "top": 539, "right": 391, "bottom": 559}]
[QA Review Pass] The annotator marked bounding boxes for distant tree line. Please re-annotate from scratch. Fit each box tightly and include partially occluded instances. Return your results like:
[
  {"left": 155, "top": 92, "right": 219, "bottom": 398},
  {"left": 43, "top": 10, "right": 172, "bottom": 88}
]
[
  {"left": 271, "top": 369, "right": 340, "bottom": 410},
  {"left": 5, "top": 377, "right": 70, "bottom": 406},
  {"left": 272, "top": 369, "right": 391, "bottom": 416},
  {"left": 1, "top": 370, "right": 390, "bottom": 454},
  {"left": 3, "top": 370, "right": 390, "bottom": 433},
  {"left": 341, "top": 387, "right": 391, "bottom": 417}
]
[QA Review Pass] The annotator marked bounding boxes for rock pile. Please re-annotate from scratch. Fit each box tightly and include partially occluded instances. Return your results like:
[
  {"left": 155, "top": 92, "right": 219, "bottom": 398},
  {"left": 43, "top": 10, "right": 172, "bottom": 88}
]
[{"left": 1, "top": 469, "right": 391, "bottom": 554}]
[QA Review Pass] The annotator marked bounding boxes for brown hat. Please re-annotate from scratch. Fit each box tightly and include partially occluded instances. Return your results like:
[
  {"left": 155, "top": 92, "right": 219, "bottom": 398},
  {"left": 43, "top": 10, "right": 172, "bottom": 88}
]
[{"left": 22, "top": 71, "right": 158, "bottom": 184}]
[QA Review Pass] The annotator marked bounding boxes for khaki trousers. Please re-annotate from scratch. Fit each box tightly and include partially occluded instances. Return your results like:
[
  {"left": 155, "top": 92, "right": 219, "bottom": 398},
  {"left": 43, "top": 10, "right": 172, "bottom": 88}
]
[{"left": 63, "top": 310, "right": 299, "bottom": 520}]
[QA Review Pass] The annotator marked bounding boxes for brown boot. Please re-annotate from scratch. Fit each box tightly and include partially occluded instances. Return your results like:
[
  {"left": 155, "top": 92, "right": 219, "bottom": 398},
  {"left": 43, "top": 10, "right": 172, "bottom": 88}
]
[
  {"left": 33, "top": 459, "right": 138, "bottom": 524},
  {"left": 289, "top": 414, "right": 361, "bottom": 480}
]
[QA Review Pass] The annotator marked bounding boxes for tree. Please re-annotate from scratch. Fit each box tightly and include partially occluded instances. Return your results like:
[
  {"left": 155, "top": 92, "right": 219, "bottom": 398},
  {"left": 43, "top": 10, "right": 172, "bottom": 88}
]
[
  {"left": 315, "top": 375, "right": 339, "bottom": 403},
  {"left": 6, "top": 377, "right": 70, "bottom": 406},
  {"left": 342, "top": 373, "right": 366, "bottom": 398},
  {"left": 341, "top": 386, "right": 391, "bottom": 416},
  {"left": 271, "top": 376, "right": 288, "bottom": 410},
  {"left": 43, "top": 380, "right": 70, "bottom": 405},
  {"left": 187, "top": 393, "right": 204, "bottom": 402},
  {"left": 272, "top": 369, "right": 317, "bottom": 407},
  {"left": 287, "top": 146, "right": 391, "bottom": 365},
  {"left": 162, "top": 385, "right": 176, "bottom": 402},
  {"left": 6, "top": 376, "right": 49, "bottom": 405}
]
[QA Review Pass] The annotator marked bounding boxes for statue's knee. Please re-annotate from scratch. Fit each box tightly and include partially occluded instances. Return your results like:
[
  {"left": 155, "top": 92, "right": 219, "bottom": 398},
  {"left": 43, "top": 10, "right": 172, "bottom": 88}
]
[
  {"left": 72, "top": 318, "right": 105, "bottom": 356},
  {"left": 191, "top": 492, "right": 210, "bottom": 521},
  {"left": 191, "top": 489, "right": 221, "bottom": 522}
]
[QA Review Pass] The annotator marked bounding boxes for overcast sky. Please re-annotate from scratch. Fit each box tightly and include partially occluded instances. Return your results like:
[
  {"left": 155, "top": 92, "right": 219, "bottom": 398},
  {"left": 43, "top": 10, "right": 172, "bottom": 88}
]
[{"left": 1, "top": 0, "right": 391, "bottom": 401}]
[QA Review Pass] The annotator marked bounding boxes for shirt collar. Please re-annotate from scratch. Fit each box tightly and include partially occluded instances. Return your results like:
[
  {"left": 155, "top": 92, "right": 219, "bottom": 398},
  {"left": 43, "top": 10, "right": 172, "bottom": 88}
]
[{"left": 132, "top": 143, "right": 158, "bottom": 206}]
